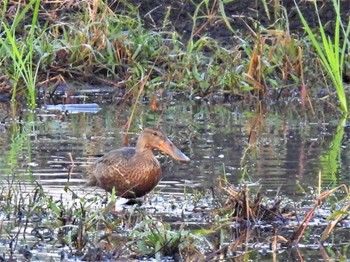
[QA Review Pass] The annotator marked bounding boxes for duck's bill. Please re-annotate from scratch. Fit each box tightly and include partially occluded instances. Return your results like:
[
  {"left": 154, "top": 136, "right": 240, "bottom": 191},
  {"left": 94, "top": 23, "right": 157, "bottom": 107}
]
[{"left": 159, "top": 138, "right": 190, "bottom": 162}]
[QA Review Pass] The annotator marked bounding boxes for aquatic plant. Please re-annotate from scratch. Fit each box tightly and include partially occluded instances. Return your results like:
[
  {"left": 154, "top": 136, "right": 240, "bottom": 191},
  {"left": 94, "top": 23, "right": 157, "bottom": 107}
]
[
  {"left": 130, "top": 217, "right": 205, "bottom": 260},
  {"left": 0, "top": 0, "right": 41, "bottom": 107},
  {"left": 1, "top": 169, "right": 349, "bottom": 261},
  {"left": 288, "top": 182, "right": 350, "bottom": 244},
  {"left": 294, "top": 0, "right": 350, "bottom": 114}
]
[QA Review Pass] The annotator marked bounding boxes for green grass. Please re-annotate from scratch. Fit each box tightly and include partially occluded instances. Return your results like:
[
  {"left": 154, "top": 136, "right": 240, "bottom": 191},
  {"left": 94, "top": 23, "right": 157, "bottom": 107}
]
[
  {"left": 0, "top": 0, "right": 41, "bottom": 107},
  {"left": 0, "top": 0, "right": 347, "bottom": 106},
  {"left": 294, "top": 0, "right": 350, "bottom": 114}
]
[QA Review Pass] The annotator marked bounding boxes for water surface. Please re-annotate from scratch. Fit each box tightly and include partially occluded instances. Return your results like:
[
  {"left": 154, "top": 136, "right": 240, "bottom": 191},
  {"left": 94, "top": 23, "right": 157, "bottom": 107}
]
[{"left": 0, "top": 98, "right": 348, "bottom": 199}]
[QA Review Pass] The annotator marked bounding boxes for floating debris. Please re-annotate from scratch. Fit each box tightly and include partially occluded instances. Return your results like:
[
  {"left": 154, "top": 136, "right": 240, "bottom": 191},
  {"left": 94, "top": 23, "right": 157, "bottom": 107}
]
[{"left": 43, "top": 103, "right": 101, "bottom": 114}]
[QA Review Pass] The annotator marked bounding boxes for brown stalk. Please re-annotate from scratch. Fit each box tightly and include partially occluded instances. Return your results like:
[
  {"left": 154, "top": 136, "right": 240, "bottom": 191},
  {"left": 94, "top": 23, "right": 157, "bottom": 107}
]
[
  {"left": 288, "top": 184, "right": 349, "bottom": 245},
  {"left": 320, "top": 200, "right": 350, "bottom": 241},
  {"left": 245, "top": 40, "right": 268, "bottom": 97}
]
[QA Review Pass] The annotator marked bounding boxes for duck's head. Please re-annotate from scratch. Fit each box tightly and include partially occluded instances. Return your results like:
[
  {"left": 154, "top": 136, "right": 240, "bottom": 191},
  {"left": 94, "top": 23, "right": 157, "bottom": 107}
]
[{"left": 136, "top": 127, "right": 190, "bottom": 162}]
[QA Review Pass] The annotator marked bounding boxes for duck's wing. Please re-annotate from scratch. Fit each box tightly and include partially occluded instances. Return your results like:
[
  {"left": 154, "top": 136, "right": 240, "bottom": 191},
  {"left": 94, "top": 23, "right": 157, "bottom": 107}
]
[
  {"left": 86, "top": 147, "right": 136, "bottom": 186},
  {"left": 95, "top": 147, "right": 136, "bottom": 164}
]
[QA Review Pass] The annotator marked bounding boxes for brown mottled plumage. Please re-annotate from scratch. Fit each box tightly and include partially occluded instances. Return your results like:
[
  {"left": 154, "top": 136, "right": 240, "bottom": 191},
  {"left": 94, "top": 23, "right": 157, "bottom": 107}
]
[{"left": 87, "top": 127, "right": 190, "bottom": 198}]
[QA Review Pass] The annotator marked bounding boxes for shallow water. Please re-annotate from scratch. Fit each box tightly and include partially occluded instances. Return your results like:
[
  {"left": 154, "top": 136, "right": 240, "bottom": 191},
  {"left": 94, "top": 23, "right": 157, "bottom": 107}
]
[
  {"left": 0, "top": 95, "right": 349, "bottom": 260},
  {"left": 1, "top": 97, "right": 348, "bottom": 197}
]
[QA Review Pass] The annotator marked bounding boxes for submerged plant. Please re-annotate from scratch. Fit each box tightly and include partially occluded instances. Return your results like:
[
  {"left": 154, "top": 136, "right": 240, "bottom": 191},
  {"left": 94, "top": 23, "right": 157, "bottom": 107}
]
[{"left": 294, "top": 0, "right": 350, "bottom": 114}]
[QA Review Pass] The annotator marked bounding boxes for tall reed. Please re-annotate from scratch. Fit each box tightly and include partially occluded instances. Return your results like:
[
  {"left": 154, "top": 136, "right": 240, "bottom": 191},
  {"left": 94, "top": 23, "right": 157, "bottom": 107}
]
[{"left": 294, "top": 0, "right": 350, "bottom": 114}]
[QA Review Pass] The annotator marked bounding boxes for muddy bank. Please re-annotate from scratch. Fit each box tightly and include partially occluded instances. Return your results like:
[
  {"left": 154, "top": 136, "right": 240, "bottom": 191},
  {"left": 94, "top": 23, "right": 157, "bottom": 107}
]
[{"left": 118, "top": 0, "right": 350, "bottom": 42}]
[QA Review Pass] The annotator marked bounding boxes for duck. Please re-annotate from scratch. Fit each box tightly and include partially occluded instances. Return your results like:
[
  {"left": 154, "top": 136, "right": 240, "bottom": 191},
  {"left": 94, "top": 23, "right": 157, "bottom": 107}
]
[{"left": 86, "top": 127, "right": 190, "bottom": 198}]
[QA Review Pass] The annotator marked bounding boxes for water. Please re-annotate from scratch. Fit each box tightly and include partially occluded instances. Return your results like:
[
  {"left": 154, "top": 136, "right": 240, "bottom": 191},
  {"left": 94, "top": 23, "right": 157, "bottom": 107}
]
[
  {"left": 1, "top": 97, "right": 349, "bottom": 200},
  {"left": 0, "top": 96, "right": 349, "bottom": 260}
]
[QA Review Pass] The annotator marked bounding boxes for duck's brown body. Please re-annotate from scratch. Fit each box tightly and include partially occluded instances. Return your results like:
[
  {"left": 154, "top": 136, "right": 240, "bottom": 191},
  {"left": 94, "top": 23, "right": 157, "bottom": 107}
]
[{"left": 87, "top": 127, "right": 190, "bottom": 198}]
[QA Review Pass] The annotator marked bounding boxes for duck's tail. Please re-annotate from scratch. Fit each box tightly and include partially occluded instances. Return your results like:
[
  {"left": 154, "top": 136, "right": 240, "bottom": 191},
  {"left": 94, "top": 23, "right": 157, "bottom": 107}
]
[{"left": 85, "top": 162, "right": 97, "bottom": 186}]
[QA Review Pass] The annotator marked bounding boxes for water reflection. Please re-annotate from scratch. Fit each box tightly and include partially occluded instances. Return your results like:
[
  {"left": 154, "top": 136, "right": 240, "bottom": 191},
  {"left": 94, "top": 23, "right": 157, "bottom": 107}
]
[{"left": 0, "top": 98, "right": 348, "bottom": 201}]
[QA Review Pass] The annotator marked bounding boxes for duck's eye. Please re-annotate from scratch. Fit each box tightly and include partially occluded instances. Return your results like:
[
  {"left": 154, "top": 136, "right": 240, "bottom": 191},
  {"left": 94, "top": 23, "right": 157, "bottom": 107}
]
[{"left": 152, "top": 132, "right": 158, "bottom": 136}]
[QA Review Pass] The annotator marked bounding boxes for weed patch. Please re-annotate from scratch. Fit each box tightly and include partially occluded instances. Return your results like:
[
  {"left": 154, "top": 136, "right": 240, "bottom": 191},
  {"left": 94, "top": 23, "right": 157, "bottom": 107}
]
[
  {"left": 1, "top": 173, "right": 349, "bottom": 260},
  {"left": 0, "top": 0, "right": 348, "bottom": 109}
]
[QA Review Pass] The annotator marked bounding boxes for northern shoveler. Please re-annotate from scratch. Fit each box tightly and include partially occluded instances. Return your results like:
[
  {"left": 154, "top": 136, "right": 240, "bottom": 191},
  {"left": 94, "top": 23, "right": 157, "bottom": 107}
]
[{"left": 86, "top": 127, "right": 190, "bottom": 198}]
